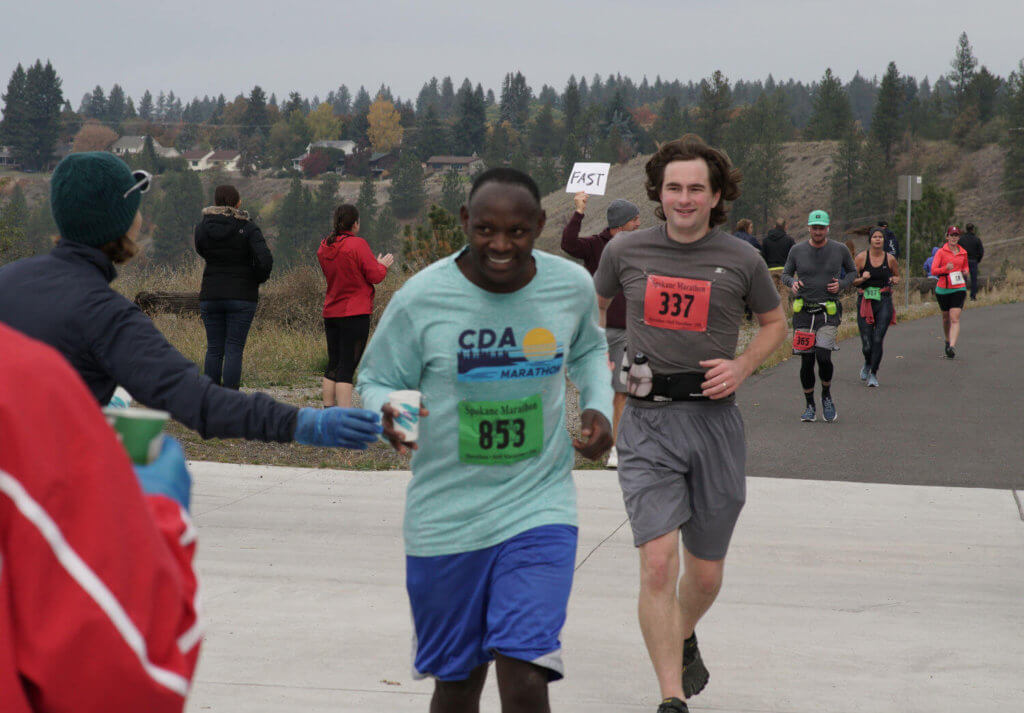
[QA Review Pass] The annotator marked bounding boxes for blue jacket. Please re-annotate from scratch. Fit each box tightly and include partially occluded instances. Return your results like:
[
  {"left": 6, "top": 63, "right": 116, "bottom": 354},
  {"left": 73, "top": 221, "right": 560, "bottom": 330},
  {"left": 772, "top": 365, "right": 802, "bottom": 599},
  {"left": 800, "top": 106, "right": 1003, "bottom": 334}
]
[
  {"left": 734, "top": 230, "right": 760, "bottom": 251},
  {"left": 0, "top": 240, "right": 297, "bottom": 441}
]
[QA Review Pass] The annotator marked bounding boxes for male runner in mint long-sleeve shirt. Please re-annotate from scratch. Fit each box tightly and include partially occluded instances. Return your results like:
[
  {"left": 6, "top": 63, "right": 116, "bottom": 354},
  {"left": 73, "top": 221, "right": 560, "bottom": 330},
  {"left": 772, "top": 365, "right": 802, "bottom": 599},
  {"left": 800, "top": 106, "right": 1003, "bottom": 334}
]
[{"left": 358, "top": 167, "right": 612, "bottom": 713}]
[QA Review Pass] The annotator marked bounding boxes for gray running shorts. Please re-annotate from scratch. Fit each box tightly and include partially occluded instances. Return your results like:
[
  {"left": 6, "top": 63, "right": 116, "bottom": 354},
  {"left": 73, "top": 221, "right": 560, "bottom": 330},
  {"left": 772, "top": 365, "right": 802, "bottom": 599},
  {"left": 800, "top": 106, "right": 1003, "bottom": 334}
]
[
  {"left": 792, "top": 310, "right": 840, "bottom": 353},
  {"left": 606, "top": 327, "right": 628, "bottom": 394},
  {"left": 616, "top": 401, "right": 746, "bottom": 560}
]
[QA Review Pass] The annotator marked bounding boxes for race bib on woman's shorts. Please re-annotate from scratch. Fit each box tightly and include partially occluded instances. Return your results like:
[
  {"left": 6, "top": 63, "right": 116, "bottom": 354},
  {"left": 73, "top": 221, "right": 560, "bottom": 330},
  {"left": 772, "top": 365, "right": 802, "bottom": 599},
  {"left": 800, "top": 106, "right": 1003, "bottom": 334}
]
[
  {"left": 948, "top": 270, "right": 965, "bottom": 287},
  {"left": 643, "top": 275, "right": 711, "bottom": 331},
  {"left": 792, "top": 330, "right": 816, "bottom": 351},
  {"left": 458, "top": 394, "right": 543, "bottom": 465},
  {"left": 864, "top": 286, "right": 882, "bottom": 301}
]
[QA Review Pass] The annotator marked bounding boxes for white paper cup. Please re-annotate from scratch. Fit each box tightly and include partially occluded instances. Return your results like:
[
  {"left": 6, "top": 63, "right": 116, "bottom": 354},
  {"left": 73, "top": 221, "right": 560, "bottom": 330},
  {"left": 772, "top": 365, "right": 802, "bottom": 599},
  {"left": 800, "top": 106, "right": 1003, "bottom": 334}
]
[{"left": 387, "top": 390, "right": 422, "bottom": 442}]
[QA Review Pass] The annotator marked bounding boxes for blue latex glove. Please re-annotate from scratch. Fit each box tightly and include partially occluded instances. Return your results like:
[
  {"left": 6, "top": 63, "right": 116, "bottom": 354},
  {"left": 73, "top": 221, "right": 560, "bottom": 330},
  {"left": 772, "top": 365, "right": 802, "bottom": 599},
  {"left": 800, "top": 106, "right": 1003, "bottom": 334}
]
[
  {"left": 133, "top": 436, "right": 192, "bottom": 512},
  {"left": 294, "top": 407, "right": 382, "bottom": 449}
]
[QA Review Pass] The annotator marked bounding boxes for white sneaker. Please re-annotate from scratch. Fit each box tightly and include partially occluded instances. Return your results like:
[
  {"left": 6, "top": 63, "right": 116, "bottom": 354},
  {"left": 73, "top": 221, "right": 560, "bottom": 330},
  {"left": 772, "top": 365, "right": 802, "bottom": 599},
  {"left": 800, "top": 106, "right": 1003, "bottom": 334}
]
[{"left": 606, "top": 446, "right": 618, "bottom": 469}]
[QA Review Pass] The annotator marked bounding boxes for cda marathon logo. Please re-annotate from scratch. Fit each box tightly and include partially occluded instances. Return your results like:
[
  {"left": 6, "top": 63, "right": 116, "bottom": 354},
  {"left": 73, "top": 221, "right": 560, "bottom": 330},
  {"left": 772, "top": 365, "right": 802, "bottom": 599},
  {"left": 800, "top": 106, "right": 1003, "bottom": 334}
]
[{"left": 457, "top": 326, "right": 564, "bottom": 382}]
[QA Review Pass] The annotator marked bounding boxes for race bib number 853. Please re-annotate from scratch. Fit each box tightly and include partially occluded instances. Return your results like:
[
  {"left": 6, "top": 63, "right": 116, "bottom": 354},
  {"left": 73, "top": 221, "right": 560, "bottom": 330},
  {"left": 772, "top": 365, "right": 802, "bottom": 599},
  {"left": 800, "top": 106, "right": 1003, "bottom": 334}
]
[
  {"left": 643, "top": 275, "right": 711, "bottom": 331},
  {"left": 458, "top": 394, "right": 543, "bottom": 465}
]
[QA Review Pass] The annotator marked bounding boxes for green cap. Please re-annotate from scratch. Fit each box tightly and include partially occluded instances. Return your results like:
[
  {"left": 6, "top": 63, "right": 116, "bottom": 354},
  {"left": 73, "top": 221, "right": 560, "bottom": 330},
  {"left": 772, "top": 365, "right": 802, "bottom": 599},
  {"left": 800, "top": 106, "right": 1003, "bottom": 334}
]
[
  {"left": 50, "top": 152, "right": 142, "bottom": 247},
  {"left": 808, "top": 209, "right": 830, "bottom": 226}
]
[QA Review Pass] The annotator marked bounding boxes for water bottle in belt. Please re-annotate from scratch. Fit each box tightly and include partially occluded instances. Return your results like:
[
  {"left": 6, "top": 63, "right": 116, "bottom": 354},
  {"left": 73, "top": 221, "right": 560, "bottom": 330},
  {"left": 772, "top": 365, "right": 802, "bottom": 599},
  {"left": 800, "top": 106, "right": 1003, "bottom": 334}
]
[{"left": 627, "top": 352, "right": 653, "bottom": 398}]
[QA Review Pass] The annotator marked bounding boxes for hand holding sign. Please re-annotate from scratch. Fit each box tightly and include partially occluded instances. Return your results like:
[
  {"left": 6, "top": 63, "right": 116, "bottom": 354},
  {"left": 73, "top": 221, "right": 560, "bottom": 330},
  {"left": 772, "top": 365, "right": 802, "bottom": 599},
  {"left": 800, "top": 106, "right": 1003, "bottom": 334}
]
[{"left": 565, "top": 162, "right": 611, "bottom": 196}]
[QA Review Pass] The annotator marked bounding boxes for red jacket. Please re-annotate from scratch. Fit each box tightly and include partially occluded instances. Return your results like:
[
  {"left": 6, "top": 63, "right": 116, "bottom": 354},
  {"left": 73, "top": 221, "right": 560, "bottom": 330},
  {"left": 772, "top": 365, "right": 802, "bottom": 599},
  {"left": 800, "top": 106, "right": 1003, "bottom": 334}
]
[
  {"left": 317, "top": 232, "right": 388, "bottom": 318},
  {"left": 930, "top": 242, "right": 970, "bottom": 290},
  {"left": 0, "top": 323, "right": 200, "bottom": 713}
]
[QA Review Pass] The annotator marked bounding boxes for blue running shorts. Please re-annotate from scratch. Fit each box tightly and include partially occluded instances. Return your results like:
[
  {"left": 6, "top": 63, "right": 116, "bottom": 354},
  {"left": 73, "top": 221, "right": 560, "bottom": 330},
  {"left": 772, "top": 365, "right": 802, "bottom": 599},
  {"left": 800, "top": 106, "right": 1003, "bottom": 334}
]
[{"left": 406, "top": 524, "right": 577, "bottom": 681}]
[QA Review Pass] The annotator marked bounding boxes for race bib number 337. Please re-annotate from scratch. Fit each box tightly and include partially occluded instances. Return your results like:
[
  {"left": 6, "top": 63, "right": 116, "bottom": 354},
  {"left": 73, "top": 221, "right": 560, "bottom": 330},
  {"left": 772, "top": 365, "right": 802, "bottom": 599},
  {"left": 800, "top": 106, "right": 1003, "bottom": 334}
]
[
  {"left": 458, "top": 394, "right": 543, "bottom": 465},
  {"left": 643, "top": 275, "right": 712, "bottom": 331}
]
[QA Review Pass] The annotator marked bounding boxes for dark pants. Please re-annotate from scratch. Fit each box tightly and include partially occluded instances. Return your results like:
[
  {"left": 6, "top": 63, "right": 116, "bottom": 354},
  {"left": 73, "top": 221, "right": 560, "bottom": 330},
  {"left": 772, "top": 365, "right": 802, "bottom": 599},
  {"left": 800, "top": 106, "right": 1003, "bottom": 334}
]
[
  {"left": 200, "top": 299, "right": 257, "bottom": 389},
  {"left": 968, "top": 260, "right": 980, "bottom": 299},
  {"left": 857, "top": 296, "right": 894, "bottom": 375}
]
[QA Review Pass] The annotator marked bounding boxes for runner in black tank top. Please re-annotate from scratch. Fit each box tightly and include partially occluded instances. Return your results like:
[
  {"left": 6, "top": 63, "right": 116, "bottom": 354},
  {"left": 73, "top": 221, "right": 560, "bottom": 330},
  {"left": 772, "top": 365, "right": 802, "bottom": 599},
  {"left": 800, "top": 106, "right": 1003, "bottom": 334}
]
[{"left": 853, "top": 228, "right": 900, "bottom": 387}]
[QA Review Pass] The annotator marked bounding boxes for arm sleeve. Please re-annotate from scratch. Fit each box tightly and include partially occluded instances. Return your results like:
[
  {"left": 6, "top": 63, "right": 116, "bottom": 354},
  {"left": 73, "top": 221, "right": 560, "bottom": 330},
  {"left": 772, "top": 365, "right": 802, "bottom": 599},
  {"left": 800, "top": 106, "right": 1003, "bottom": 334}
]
[
  {"left": 1, "top": 341, "right": 200, "bottom": 713},
  {"left": 745, "top": 258, "right": 782, "bottom": 314},
  {"left": 566, "top": 279, "right": 614, "bottom": 425},
  {"left": 977, "top": 240, "right": 984, "bottom": 262},
  {"left": 560, "top": 212, "right": 592, "bottom": 260},
  {"left": 930, "top": 250, "right": 949, "bottom": 276},
  {"left": 358, "top": 239, "right": 388, "bottom": 285},
  {"left": 780, "top": 248, "right": 797, "bottom": 286},
  {"left": 89, "top": 296, "right": 298, "bottom": 441},
  {"left": 246, "top": 224, "right": 274, "bottom": 284},
  {"left": 355, "top": 294, "right": 423, "bottom": 414},
  {"left": 193, "top": 223, "right": 206, "bottom": 258},
  {"left": 592, "top": 241, "right": 621, "bottom": 299},
  {"left": 838, "top": 246, "right": 857, "bottom": 290}
]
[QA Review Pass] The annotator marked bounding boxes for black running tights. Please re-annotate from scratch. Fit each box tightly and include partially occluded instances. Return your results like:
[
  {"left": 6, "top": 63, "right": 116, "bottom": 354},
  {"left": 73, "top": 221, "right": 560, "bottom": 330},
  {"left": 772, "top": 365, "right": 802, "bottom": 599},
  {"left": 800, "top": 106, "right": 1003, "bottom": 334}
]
[
  {"left": 800, "top": 350, "right": 834, "bottom": 390},
  {"left": 857, "top": 297, "right": 894, "bottom": 375}
]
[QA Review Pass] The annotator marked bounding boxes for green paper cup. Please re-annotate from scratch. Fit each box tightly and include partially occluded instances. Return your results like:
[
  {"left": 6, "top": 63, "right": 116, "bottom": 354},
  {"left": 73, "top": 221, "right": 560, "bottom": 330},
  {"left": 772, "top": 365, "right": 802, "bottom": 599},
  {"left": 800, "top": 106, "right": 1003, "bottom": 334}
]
[{"left": 103, "top": 407, "right": 170, "bottom": 464}]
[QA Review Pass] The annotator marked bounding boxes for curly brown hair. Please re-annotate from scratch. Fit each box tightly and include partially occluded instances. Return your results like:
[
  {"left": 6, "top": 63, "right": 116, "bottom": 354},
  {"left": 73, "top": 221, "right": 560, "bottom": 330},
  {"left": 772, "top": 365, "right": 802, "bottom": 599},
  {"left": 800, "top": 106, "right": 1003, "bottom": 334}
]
[{"left": 644, "top": 134, "right": 741, "bottom": 227}]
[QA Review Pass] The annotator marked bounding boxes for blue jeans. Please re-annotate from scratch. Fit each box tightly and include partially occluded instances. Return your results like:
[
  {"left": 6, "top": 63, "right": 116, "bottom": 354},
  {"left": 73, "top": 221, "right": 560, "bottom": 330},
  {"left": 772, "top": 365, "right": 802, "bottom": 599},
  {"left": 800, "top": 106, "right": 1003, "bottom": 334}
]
[{"left": 200, "top": 299, "right": 257, "bottom": 389}]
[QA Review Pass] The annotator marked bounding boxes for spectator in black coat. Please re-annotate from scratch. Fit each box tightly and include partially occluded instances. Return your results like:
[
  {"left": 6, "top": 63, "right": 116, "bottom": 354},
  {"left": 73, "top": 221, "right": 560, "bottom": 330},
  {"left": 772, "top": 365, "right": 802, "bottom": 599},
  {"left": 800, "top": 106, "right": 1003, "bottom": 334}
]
[
  {"left": 958, "top": 223, "right": 985, "bottom": 300},
  {"left": 194, "top": 185, "right": 273, "bottom": 389},
  {"left": 0, "top": 152, "right": 381, "bottom": 450},
  {"left": 761, "top": 218, "right": 795, "bottom": 270},
  {"left": 733, "top": 218, "right": 760, "bottom": 250},
  {"left": 879, "top": 220, "right": 899, "bottom": 258}
]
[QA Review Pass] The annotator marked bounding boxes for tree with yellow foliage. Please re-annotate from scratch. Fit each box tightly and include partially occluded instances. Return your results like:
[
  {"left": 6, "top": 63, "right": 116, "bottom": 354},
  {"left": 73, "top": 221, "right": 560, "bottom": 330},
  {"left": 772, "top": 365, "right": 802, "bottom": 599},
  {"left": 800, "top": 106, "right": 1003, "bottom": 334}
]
[
  {"left": 306, "top": 103, "right": 343, "bottom": 141},
  {"left": 367, "top": 95, "right": 404, "bottom": 153}
]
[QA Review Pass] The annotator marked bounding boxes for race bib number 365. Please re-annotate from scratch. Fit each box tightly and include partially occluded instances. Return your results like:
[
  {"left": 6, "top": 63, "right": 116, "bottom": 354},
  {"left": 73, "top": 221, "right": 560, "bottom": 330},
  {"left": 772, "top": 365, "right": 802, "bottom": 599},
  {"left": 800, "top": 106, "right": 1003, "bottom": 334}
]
[
  {"left": 643, "top": 275, "right": 711, "bottom": 331},
  {"left": 458, "top": 394, "right": 543, "bottom": 465}
]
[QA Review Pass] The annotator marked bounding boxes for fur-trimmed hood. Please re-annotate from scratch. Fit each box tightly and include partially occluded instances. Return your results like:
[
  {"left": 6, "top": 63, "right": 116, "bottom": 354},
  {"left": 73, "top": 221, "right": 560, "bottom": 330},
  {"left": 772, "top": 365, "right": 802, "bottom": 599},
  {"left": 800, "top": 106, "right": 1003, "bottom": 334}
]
[{"left": 201, "top": 205, "right": 250, "bottom": 221}]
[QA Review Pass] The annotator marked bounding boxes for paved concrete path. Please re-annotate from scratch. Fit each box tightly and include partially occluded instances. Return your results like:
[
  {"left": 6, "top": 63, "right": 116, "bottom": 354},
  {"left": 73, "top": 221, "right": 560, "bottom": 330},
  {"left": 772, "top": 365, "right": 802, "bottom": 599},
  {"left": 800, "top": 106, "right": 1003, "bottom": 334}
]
[{"left": 186, "top": 302, "right": 1024, "bottom": 712}]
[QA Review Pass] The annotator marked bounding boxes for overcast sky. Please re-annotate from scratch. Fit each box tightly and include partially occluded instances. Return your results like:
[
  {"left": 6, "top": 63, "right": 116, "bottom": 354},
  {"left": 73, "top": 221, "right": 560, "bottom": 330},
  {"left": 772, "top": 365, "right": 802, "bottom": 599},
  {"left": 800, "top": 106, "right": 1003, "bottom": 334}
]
[{"left": 5, "top": 0, "right": 1022, "bottom": 107}]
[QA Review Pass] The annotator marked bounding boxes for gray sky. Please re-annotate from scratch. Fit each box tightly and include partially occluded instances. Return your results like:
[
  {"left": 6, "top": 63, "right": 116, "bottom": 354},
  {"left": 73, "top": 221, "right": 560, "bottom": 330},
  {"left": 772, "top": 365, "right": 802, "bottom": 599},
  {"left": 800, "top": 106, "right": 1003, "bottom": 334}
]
[{"left": 6, "top": 0, "right": 1023, "bottom": 106}]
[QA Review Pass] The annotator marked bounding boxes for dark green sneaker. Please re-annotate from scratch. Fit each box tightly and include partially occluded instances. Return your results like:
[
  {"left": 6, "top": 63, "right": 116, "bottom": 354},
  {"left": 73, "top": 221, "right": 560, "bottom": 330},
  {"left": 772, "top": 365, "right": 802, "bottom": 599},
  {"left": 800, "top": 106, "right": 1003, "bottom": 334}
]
[
  {"left": 682, "top": 633, "right": 709, "bottom": 698},
  {"left": 657, "top": 697, "right": 688, "bottom": 713}
]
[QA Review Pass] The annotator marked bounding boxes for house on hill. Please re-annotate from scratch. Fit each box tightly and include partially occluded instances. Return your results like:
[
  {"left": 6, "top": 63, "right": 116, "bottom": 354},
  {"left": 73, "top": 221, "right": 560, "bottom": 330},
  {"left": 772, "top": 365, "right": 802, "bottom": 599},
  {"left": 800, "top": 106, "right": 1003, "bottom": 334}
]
[
  {"left": 181, "top": 149, "right": 240, "bottom": 172},
  {"left": 181, "top": 149, "right": 215, "bottom": 171},
  {"left": 0, "top": 146, "right": 18, "bottom": 168},
  {"left": 291, "top": 139, "right": 357, "bottom": 173},
  {"left": 110, "top": 135, "right": 179, "bottom": 159},
  {"left": 425, "top": 155, "right": 483, "bottom": 175},
  {"left": 369, "top": 151, "right": 399, "bottom": 176}
]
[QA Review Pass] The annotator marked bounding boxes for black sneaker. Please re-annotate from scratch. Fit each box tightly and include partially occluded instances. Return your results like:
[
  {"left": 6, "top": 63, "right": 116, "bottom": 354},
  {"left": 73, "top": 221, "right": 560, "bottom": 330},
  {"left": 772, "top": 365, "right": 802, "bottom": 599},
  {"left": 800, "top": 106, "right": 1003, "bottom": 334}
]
[
  {"left": 945, "top": 344, "right": 955, "bottom": 359},
  {"left": 657, "top": 698, "right": 688, "bottom": 713},
  {"left": 682, "top": 633, "right": 710, "bottom": 698}
]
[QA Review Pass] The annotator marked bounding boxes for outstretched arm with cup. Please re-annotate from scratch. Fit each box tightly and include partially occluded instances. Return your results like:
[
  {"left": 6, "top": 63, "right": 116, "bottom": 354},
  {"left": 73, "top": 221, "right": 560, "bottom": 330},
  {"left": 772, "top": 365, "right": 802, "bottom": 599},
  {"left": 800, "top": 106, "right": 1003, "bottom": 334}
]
[{"left": 355, "top": 297, "right": 428, "bottom": 453}]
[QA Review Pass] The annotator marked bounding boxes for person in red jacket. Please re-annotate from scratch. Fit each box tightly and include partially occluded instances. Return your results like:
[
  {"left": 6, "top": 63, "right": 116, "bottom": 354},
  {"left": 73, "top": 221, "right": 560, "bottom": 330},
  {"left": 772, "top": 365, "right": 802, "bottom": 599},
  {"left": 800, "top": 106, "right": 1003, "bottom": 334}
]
[
  {"left": 317, "top": 204, "right": 394, "bottom": 408},
  {"left": 930, "top": 225, "right": 970, "bottom": 358},
  {"left": 561, "top": 191, "right": 640, "bottom": 468},
  {"left": 0, "top": 322, "right": 200, "bottom": 713}
]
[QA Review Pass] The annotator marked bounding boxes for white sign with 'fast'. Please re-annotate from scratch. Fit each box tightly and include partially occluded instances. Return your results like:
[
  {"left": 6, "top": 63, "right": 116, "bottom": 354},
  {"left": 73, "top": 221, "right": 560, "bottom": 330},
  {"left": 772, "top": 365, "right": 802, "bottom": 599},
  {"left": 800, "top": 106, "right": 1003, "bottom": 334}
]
[{"left": 565, "top": 162, "right": 611, "bottom": 196}]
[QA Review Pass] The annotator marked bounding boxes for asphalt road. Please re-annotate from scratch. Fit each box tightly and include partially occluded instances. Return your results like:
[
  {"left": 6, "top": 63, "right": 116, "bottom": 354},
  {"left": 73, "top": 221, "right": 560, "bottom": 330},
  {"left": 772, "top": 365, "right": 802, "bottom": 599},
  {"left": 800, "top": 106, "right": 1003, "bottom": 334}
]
[{"left": 740, "top": 301, "right": 1024, "bottom": 490}]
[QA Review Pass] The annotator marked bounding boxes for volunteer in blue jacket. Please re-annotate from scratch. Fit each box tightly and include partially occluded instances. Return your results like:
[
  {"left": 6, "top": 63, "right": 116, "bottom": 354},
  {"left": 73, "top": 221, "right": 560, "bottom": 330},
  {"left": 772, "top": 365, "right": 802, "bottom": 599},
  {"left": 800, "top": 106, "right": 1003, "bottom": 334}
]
[
  {"left": 358, "top": 167, "right": 613, "bottom": 713},
  {"left": 0, "top": 152, "right": 379, "bottom": 450}
]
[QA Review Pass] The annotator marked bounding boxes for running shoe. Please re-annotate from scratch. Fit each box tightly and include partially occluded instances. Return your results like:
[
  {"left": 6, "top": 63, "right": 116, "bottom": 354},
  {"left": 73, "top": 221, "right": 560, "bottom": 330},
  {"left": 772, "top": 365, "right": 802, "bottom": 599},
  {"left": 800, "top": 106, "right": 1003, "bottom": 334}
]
[
  {"left": 945, "top": 345, "right": 956, "bottom": 359},
  {"left": 800, "top": 404, "right": 816, "bottom": 422},
  {"left": 822, "top": 396, "right": 838, "bottom": 422},
  {"left": 859, "top": 364, "right": 870, "bottom": 381},
  {"left": 867, "top": 374, "right": 879, "bottom": 387},
  {"left": 657, "top": 698, "right": 688, "bottom": 713},
  {"left": 682, "top": 633, "right": 709, "bottom": 698},
  {"left": 606, "top": 446, "right": 618, "bottom": 469}
]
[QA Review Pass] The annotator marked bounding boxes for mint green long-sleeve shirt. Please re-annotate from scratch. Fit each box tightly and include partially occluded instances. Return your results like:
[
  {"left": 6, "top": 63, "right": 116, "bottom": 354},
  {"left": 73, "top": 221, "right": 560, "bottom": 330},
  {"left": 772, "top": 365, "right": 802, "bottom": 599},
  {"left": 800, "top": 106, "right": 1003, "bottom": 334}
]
[{"left": 357, "top": 249, "right": 613, "bottom": 557}]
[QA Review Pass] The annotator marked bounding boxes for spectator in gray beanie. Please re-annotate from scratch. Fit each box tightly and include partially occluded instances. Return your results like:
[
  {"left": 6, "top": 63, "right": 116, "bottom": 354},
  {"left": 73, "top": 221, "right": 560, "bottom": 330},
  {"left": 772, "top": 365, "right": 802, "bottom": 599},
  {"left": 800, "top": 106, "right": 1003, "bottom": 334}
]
[{"left": 561, "top": 191, "right": 641, "bottom": 469}]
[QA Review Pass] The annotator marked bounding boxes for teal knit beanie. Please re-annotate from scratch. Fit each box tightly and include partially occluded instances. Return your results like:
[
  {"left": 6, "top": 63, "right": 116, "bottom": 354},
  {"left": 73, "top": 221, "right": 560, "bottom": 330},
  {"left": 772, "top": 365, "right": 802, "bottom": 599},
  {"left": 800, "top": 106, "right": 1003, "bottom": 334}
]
[{"left": 50, "top": 152, "right": 142, "bottom": 247}]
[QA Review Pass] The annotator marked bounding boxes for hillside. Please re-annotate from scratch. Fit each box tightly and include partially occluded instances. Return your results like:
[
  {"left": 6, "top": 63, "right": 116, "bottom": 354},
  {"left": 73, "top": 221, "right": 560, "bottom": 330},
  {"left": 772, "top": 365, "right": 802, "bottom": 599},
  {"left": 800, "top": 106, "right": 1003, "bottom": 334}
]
[{"left": 537, "top": 140, "right": 1024, "bottom": 267}]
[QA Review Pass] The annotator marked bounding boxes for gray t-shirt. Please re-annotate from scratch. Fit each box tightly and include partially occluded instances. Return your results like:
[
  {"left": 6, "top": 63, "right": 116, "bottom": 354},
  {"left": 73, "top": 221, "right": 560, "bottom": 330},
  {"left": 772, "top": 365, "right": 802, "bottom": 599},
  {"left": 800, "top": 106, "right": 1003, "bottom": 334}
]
[
  {"left": 594, "top": 224, "right": 780, "bottom": 375},
  {"left": 780, "top": 239, "right": 856, "bottom": 303}
]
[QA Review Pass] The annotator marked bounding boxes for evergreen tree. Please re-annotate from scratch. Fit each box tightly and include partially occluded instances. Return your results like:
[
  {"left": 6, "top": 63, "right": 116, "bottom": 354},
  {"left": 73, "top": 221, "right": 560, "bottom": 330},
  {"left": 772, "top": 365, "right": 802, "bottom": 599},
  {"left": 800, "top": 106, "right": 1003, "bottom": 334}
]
[
  {"left": 314, "top": 173, "right": 341, "bottom": 238},
  {"left": 806, "top": 68, "right": 854, "bottom": 140},
  {"left": 452, "top": 80, "right": 487, "bottom": 155},
  {"left": 106, "top": 84, "right": 128, "bottom": 125},
  {"left": 440, "top": 76, "right": 456, "bottom": 118},
  {"left": 150, "top": 170, "right": 203, "bottom": 265},
  {"left": 563, "top": 75, "right": 581, "bottom": 141},
  {"left": 20, "top": 61, "right": 64, "bottom": 170},
  {"left": 440, "top": 168, "right": 466, "bottom": 216},
  {"left": 696, "top": 70, "right": 731, "bottom": 146},
  {"left": 349, "top": 86, "right": 373, "bottom": 146},
  {"left": 533, "top": 155, "right": 561, "bottom": 196},
  {"left": 893, "top": 183, "right": 956, "bottom": 266},
  {"left": 947, "top": 31, "right": 978, "bottom": 102},
  {"left": 829, "top": 129, "right": 862, "bottom": 227},
  {"left": 403, "top": 205, "right": 464, "bottom": 265},
  {"left": 243, "top": 85, "right": 271, "bottom": 138},
  {"left": 274, "top": 176, "right": 315, "bottom": 267},
  {"left": 725, "top": 92, "right": 790, "bottom": 227},
  {"left": 135, "top": 135, "right": 161, "bottom": 174},
  {"left": 846, "top": 71, "right": 878, "bottom": 130},
  {"left": 355, "top": 174, "right": 379, "bottom": 240},
  {"left": 138, "top": 90, "right": 154, "bottom": 120},
  {"left": 0, "top": 64, "right": 29, "bottom": 153},
  {"left": 652, "top": 95, "right": 685, "bottom": 143},
  {"left": 389, "top": 151, "right": 426, "bottom": 219},
  {"left": 970, "top": 66, "right": 1002, "bottom": 123},
  {"left": 871, "top": 62, "right": 904, "bottom": 165},
  {"left": 413, "top": 104, "right": 449, "bottom": 160},
  {"left": 1002, "top": 61, "right": 1024, "bottom": 209},
  {"left": 373, "top": 205, "right": 400, "bottom": 253},
  {"left": 499, "top": 72, "right": 532, "bottom": 130},
  {"left": 528, "top": 100, "right": 559, "bottom": 156},
  {"left": 87, "top": 85, "right": 107, "bottom": 119},
  {"left": 332, "top": 85, "right": 351, "bottom": 115}
]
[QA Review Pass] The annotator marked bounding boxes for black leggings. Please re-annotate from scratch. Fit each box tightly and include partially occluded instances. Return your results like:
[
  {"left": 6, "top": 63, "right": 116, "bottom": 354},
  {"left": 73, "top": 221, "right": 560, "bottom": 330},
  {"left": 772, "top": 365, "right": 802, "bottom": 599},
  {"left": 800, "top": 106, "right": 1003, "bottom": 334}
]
[
  {"left": 857, "top": 296, "right": 894, "bottom": 375},
  {"left": 800, "top": 349, "right": 834, "bottom": 390},
  {"left": 324, "top": 315, "right": 370, "bottom": 383}
]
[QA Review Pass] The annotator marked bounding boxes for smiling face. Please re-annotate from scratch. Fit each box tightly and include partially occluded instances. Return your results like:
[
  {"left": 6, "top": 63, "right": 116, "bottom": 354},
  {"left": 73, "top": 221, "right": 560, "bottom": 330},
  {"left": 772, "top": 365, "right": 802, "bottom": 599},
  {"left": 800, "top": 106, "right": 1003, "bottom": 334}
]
[
  {"left": 459, "top": 181, "right": 546, "bottom": 293},
  {"left": 659, "top": 159, "right": 720, "bottom": 242}
]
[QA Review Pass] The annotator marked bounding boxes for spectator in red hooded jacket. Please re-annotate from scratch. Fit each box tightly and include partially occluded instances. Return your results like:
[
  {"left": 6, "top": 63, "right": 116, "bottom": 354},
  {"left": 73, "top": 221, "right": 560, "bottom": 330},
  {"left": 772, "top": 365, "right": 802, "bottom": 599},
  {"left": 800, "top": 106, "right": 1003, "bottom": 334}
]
[{"left": 317, "top": 204, "right": 394, "bottom": 408}]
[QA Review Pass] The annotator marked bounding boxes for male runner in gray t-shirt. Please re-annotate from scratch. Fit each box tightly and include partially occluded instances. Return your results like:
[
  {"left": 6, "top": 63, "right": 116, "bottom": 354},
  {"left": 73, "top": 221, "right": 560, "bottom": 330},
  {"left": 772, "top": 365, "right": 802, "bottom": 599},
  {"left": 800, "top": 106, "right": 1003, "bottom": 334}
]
[
  {"left": 780, "top": 210, "right": 856, "bottom": 423},
  {"left": 594, "top": 135, "right": 785, "bottom": 713}
]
